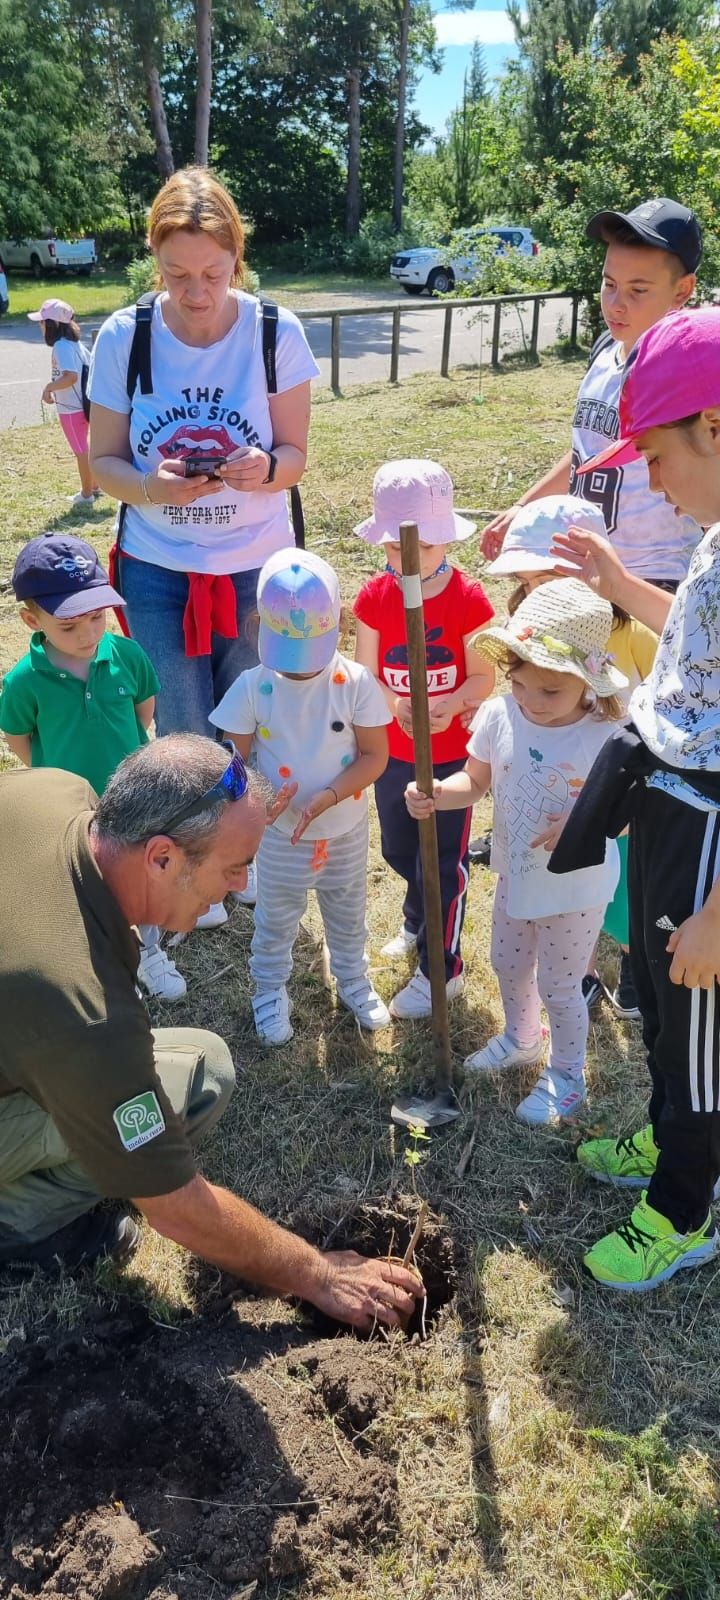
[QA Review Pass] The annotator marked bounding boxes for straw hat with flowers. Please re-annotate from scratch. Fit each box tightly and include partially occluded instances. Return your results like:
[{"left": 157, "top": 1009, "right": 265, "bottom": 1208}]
[{"left": 470, "top": 578, "right": 629, "bottom": 698}]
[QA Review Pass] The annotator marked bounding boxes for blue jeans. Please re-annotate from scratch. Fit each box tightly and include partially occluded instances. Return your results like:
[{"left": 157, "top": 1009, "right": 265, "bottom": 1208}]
[{"left": 119, "top": 554, "right": 261, "bottom": 736}]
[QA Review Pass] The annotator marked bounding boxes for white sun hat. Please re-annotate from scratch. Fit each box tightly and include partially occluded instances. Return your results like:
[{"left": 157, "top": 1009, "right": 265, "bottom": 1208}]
[
  {"left": 486, "top": 495, "right": 608, "bottom": 576},
  {"left": 353, "top": 458, "right": 476, "bottom": 546},
  {"left": 470, "top": 577, "right": 628, "bottom": 698}
]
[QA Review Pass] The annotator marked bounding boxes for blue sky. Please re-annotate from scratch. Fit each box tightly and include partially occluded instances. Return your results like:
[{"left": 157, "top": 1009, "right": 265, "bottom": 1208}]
[{"left": 414, "top": 2, "right": 521, "bottom": 139}]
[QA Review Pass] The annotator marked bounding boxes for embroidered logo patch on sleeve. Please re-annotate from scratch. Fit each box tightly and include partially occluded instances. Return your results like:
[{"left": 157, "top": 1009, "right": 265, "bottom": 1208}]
[{"left": 113, "top": 1090, "right": 165, "bottom": 1152}]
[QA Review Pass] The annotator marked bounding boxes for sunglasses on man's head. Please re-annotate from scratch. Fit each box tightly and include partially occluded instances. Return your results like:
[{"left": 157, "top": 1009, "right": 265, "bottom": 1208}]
[{"left": 157, "top": 741, "right": 248, "bottom": 835}]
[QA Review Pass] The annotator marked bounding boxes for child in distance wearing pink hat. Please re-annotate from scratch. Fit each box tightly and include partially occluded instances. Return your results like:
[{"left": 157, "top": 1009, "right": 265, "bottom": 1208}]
[
  {"left": 353, "top": 459, "right": 495, "bottom": 1019},
  {"left": 28, "top": 299, "right": 100, "bottom": 508}
]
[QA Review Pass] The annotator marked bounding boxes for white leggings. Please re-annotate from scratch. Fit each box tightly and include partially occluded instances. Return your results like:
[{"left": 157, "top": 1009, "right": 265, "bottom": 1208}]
[
  {"left": 250, "top": 814, "right": 370, "bottom": 993},
  {"left": 491, "top": 875, "right": 606, "bottom": 1078}
]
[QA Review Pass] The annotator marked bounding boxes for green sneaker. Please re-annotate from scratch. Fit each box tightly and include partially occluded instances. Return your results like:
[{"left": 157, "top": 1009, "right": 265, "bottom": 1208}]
[
  {"left": 576, "top": 1123, "right": 658, "bottom": 1188},
  {"left": 583, "top": 1192, "right": 719, "bottom": 1292}
]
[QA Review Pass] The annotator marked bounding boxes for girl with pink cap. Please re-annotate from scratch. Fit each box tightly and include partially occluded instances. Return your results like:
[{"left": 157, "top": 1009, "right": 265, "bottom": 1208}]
[
  {"left": 550, "top": 309, "right": 720, "bottom": 1293},
  {"left": 28, "top": 299, "right": 99, "bottom": 508}
]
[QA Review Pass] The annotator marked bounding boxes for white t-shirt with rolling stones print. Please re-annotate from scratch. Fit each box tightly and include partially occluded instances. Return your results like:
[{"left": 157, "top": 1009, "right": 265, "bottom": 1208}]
[
  {"left": 52, "top": 337, "right": 91, "bottom": 415},
  {"left": 631, "top": 523, "right": 720, "bottom": 813},
  {"left": 468, "top": 695, "right": 620, "bottom": 918},
  {"left": 88, "top": 292, "right": 320, "bottom": 575},
  {"left": 208, "top": 652, "right": 392, "bottom": 842},
  {"left": 568, "top": 336, "right": 701, "bottom": 583}
]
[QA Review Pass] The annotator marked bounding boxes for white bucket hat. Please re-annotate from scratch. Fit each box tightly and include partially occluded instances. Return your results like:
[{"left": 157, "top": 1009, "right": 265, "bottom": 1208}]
[
  {"left": 470, "top": 578, "right": 628, "bottom": 697},
  {"left": 486, "top": 495, "right": 608, "bottom": 575},
  {"left": 353, "top": 459, "right": 476, "bottom": 546}
]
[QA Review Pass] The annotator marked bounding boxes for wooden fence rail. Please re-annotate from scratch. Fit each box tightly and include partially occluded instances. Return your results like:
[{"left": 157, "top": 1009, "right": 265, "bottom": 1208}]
[{"left": 292, "top": 289, "right": 583, "bottom": 395}]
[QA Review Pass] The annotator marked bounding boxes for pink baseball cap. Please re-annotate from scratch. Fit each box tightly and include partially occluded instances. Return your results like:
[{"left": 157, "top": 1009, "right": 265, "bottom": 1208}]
[
  {"left": 354, "top": 459, "right": 475, "bottom": 545},
  {"left": 576, "top": 309, "right": 720, "bottom": 476},
  {"left": 27, "top": 298, "right": 74, "bottom": 323}
]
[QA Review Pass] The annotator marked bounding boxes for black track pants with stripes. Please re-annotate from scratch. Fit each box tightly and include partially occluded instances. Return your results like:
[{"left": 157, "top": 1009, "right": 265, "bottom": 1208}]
[{"left": 628, "top": 786, "right": 720, "bottom": 1233}]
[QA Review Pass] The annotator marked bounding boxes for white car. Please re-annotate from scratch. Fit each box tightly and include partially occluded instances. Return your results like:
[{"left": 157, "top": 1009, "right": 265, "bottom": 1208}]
[
  {"left": 390, "top": 226, "right": 538, "bottom": 295},
  {"left": 0, "top": 235, "right": 96, "bottom": 278}
]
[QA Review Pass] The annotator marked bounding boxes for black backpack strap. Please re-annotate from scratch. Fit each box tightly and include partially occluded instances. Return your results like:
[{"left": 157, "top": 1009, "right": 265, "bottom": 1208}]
[
  {"left": 261, "top": 299, "right": 279, "bottom": 393},
  {"left": 587, "top": 328, "right": 614, "bottom": 371},
  {"left": 117, "top": 291, "right": 159, "bottom": 560},
  {"left": 289, "top": 485, "right": 305, "bottom": 550},
  {"left": 126, "top": 290, "right": 159, "bottom": 400},
  {"left": 80, "top": 361, "right": 91, "bottom": 421},
  {"left": 261, "top": 298, "right": 306, "bottom": 550}
]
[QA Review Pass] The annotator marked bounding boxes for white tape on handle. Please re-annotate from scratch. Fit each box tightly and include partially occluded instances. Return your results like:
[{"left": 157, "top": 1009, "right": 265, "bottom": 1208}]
[{"left": 401, "top": 573, "right": 423, "bottom": 609}]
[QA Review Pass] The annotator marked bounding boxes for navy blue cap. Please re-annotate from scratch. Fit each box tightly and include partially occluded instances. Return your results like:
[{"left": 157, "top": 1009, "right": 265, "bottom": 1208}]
[
  {"left": 586, "top": 198, "right": 703, "bottom": 274},
  {"left": 12, "top": 534, "right": 125, "bottom": 618}
]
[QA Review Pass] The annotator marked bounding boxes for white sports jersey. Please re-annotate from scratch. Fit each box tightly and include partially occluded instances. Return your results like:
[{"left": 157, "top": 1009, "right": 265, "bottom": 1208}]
[{"left": 568, "top": 337, "right": 701, "bottom": 583}]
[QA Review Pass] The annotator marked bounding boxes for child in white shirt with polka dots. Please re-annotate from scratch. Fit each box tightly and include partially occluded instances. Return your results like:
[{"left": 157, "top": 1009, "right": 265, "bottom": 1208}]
[{"left": 210, "top": 548, "right": 392, "bottom": 1046}]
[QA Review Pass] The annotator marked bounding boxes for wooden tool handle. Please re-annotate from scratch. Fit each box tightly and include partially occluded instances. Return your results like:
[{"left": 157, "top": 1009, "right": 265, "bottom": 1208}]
[{"left": 399, "top": 521, "right": 453, "bottom": 1092}]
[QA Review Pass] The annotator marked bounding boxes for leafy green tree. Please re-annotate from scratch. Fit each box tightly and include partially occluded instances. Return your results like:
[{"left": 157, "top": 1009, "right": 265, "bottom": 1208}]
[
  {"left": 0, "top": 0, "right": 118, "bottom": 237},
  {"left": 533, "top": 34, "right": 720, "bottom": 328},
  {"left": 595, "top": 0, "right": 715, "bottom": 77}
]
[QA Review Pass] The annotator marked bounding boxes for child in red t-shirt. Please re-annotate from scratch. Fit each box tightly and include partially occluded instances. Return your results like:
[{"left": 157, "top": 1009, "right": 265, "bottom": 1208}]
[{"left": 353, "top": 459, "right": 495, "bottom": 1018}]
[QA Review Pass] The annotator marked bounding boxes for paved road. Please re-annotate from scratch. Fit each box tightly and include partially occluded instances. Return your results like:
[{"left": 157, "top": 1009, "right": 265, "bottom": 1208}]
[{"left": 0, "top": 292, "right": 576, "bottom": 431}]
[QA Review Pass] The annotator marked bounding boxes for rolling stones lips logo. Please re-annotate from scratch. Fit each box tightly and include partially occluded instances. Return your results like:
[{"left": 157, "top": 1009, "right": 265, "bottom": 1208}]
[{"left": 158, "top": 424, "right": 236, "bottom": 463}]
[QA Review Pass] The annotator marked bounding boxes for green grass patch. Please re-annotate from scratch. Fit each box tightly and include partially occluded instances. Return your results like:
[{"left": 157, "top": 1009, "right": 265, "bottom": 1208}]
[
  {"left": 2, "top": 266, "right": 396, "bottom": 325},
  {"left": 3, "top": 357, "right": 720, "bottom": 1600},
  {"left": 2, "top": 267, "right": 129, "bottom": 321}
]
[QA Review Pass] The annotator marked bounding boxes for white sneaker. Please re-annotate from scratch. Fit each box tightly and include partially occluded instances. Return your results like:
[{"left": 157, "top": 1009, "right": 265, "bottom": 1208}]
[
  {"left": 68, "top": 491, "right": 96, "bottom": 507},
  {"left": 389, "top": 969, "right": 465, "bottom": 1019},
  {"left": 337, "top": 976, "right": 391, "bottom": 1031},
  {"left": 380, "top": 926, "right": 418, "bottom": 959},
  {"left": 195, "top": 901, "right": 229, "bottom": 930},
  {"left": 464, "top": 1032, "right": 545, "bottom": 1073},
  {"left": 253, "top": 987, "right": 293, "bottom": 1046},
  {"left": 137, "top": 943, "right": 187, "bottom": 1001},
  {"left": 515, "top": 1067, "right": 587, "bottom": 1127},
  {"left": 231, "top": 861, "right": 257, "bottom": 906}
]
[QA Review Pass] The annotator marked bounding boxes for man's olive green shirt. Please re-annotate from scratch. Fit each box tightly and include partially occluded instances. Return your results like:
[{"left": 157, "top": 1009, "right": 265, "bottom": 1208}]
[{"left": 0, "top": 768, "right": 196, "bottom": 1197}]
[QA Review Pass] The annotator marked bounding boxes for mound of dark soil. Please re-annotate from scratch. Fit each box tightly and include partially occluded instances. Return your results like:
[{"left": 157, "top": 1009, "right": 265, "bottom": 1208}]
[
  {"left": 1, "top": 1305, "right": 399, "bottom": 1599},
  {"left": 1, "top": 1204, "right": 457, "bottom": 1599}
]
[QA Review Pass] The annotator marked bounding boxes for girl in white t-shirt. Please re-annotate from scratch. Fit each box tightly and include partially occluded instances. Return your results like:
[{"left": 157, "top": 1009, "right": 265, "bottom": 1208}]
[
  {"left": 210, "top": 549, "right": 393, "bottom": 1047},
  {"left": 27, "top": 298, "right": 98, "bottom": 507},
  {"left": 406, "top": 579, "right": 628, "bottom": 1126}
]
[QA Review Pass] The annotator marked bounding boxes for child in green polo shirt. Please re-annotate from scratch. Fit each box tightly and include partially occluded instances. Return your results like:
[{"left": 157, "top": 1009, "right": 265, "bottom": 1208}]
[{"left": 0, "top": 533, "right": 185, "bottom": 1001}]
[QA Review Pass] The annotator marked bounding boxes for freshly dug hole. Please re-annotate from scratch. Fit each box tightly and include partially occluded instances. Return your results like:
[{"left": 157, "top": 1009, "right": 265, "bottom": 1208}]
[{"left": 297, "top": 1200, "right": 459, "bottom": 1339}]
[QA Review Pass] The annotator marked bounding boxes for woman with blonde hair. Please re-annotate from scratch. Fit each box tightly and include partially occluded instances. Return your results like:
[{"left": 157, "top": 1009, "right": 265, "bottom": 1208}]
[{"left": 88, "top": 166, "right": 319, "bottom": 747}]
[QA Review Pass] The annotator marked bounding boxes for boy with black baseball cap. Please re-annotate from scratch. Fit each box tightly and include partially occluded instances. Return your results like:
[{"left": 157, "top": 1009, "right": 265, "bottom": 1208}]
[
  {"left": 0, "top": 533, "right": 185, "bottom": 1002},
  {"left": 481, "top": 196, "right": 703, "bottom": 587}
]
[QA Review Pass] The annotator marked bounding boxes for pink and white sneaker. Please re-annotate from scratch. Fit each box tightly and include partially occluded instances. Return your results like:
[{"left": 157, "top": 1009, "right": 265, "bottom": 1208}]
[{"left": 515, "top": 1067, "right": 587, "bottom": 1127}]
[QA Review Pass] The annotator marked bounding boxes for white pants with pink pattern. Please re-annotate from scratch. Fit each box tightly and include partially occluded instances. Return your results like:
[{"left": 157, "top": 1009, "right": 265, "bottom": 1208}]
[{"left": 491, "top": 874, "right": 606, "bottom": 1078}]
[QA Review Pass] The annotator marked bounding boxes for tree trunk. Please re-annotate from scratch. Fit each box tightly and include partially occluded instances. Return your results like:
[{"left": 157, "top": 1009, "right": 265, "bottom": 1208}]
[
  {"left": 142, "top": 50, "right": 175, "bottom": 181},
  {"left": 392, "top": 0, "right": 411, "bottom": 232},
  {"left": 194, "top": 0, "right": 212, "bottom": 167},
  {"left": 345, "top": 63, "right": 362, "bottom": 237}
]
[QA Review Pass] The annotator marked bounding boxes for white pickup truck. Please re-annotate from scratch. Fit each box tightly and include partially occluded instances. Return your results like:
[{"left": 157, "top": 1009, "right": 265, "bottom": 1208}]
[{"left": 0, "top": 235, "right": 96, "bottom": 278}]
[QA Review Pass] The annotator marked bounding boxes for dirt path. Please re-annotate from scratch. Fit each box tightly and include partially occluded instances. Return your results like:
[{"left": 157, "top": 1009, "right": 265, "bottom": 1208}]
[{"left": 0, "top": 290, "right": 575, "bottom": 429}]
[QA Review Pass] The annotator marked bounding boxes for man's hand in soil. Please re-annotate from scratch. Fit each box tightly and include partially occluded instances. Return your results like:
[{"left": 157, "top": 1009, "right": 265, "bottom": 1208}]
[
  {"left": 136, "top": 1175, "right": 424, "bottom": 1332},
  {"left": 313, "top": 1250, "right": 423, "bottom": 1331}
]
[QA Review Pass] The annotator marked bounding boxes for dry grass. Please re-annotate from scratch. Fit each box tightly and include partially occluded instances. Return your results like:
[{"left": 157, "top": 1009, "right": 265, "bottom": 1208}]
[{"left": 3, "top": 360, "right": 720, "bottom": 1599}]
